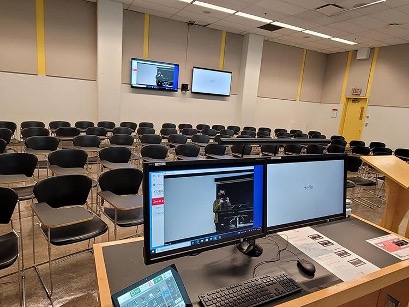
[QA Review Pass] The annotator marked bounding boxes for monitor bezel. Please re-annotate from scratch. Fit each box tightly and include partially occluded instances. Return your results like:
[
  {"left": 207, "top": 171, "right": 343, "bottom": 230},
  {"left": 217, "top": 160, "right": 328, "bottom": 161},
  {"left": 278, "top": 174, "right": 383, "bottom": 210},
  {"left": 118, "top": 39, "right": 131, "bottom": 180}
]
[
  {"left": 191, "top": 66, "right": 232, "bottom": 97},
  {"left": 143, "top": 158, "right": 266, "bottom": 265},
  {"left": 265, "top": 154, "right": 347, "bottom": 234},
  {"left": 130, "top": 58, "right": 180, "bottom": 92}
]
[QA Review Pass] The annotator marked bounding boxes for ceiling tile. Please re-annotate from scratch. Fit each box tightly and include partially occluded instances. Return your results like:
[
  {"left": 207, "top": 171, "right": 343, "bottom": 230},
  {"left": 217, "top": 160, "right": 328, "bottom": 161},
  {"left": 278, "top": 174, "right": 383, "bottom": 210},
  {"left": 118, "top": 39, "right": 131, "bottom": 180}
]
[
  {"left": 397, "top": 4, "right": 409, "bottom": 15},
  {"left": 128, "top": 0, "right": 179, "bottom": 14},
  {"left": 381, "top": 37, "right": 409, "bottom": 44},
  {"left": 206, "top": 24, "right": 244, "bottom": 34},
  {"left": 348, "top": 15, "right": 389, "bottom": 30},
  {"left": 385, "top": 0, "right": 409, "bottom": 8},
  {"left": 310, "top": 25, "right": 349, "bottom": 37},
  {"left": 211, "top": 19, "right": 256, "bottom": 32},
  {"left": 181, "top": 3, "right": 233, "bottom": 19},
  {"left": 282, "top": 0, "right": 327, "bottom": 10},
  {"left": 377, "top": 25, "right": 409, "bottom": 38},
  {"left": 329, "top": 20, "right": 369, "bottom": 33},
  {"left": 142, "top": 0, "right": 188, "bottom": 10},
  {"left": 372, "top": 9, "right": 409, "bottom": 24},
  {"left": 239, "top": 5, "right": 289, "bottom": 20},
  {"left": 174, "top": 9, "right": 220, "bottom": 25},
  {"left": 223, "top": 14, "right": 268, "bottom": 27},
  {"left": 287, "top": 30, "right": 324, "bottom": 41},
  {"left": 358, "top": 29, "right": 392, "bottom": 40},
  {"left": 251, "top": 28, "right": 283, "bottom": 37},
  {"left": 255, "top": 0, "right": 308, "bottom": 15},
  {"left": 202, "top": 0, "right": 251, "bottom": 11},
  {"left": 279, "top": 15, "right": 321, "bottom": 29},
  {"left": 128, "top": 6, "right": 174, "bottom": 18}
]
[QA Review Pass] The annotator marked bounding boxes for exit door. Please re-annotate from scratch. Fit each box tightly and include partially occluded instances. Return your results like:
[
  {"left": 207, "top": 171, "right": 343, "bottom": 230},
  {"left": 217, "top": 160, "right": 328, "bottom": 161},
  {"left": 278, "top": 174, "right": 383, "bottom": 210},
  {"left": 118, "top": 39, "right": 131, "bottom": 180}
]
[{"left": 340, "top": 98, "right": 368, "bottom": 143}]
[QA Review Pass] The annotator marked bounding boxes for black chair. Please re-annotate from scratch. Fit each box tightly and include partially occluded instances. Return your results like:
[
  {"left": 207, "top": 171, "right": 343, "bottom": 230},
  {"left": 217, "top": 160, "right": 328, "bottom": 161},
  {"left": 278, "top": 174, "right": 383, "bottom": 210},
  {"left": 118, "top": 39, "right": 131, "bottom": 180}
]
[
  {"left": 293, "top": 132, "right": 308, "bottom": 139},
  {"left": 309, "top": 132, "right": 322, "bottom": 139},
  {"left": 137, "top": 127, "right": 155, "bottom": 136},
  {"left": 21, "top": 121, "right": 45, "bottom": 129},
  {"left": 21, "top": 127, "right": 50, "bottom": 139},
  {"left": 73, "top": 135, "right": 101, "bottom": 149},
  {"left": 369, "top": 141, "right": 385, "bottom": 149},
  {"left": 331, "top": 139, "right": 347, "bottom": 147},
  {"left": 331, "top": 135, "right": 345, "bottom": 141},
  {"left": 214, "top": 134, "right": 231, "bottom": 144},
  {"left": 181, "top": 128, "right": 198, "bottom": 137},
  {"left": 220, "top": 129, "right": 234, "bottom": 137},
  {"left": 0, "top": 121, "right": 17, "bottom": 135},
  {"left": 308, "top": 130, "right": 321, "bottom": 137},
  {"left": 257, "top": 130, "right": 271, "bottom": 138},
  {"left": 284, "top": 144, "right": 302, "bottom": 155},
  {"left": 372, "top": 147, "right": 392, "bottom": 155},
  {"left": 0, "top": 187, "right": 22, "bottom": 305},
  {"left": 112, "top": 127, "right": 133, "bottom": 135},
  {"left": 178, "top": 123, "right": 192, "bottom": 131},
  {"left": 350, "top": 140, "right": 365, "bottom": 148},
  {"left": 97, "top": 121, "right": 115, "bottom": 131},
  {"left": 140, "top": 134, "right": 162, "bottom": 145},
  {"left": 110, "top": 134, "right": 134, "bottom": 147},
  {"left": 240, "top": 130, "right": 256, "bottom": 138},
  {"left": 352, "top": 146, "right": 371, "bottom": 155},
  {"left": 202, "top": 128, "right": 218, "bottom": 138},
  {"left": 326, "top": 144, "right": 345, "bottom": 153},
  {"left": 86, "top": 127, "right": 108, "bottom": 137},
  {"left": 0, "top": 139, "right": 6, "bottom": 154},
  {"left": 258, "top": 127, "right": 271, "bottom": 133},
  {"left": 141, "top": 144, "right": 168, "bottom": 161},
  {"left": 196, "top": 124, "right": 210, "bottom": 132},
  {"left": 243, "top": 126, "right": 256, "bottom": 132},
  {"left": 276, "top": 131, "right": 291, "bottom": 138},
  {"left": 120, "top": 121, "right": 138, "bottom": 132},
  {"left": 261, "top": 144, "right": 279, "bottom": 156},
  {"left": 394, "top": 148, "right": 409, "bottom": 162},
  {"left": 290, "top": 129, "right": 302, "bottom": 136},
  {"left": 138, "top": 122, "right": 154, "bottom": 128},
  {"left": 274, "top": 128, "right": 287, "bottom": 135},
  {"left": 212, "top": 125, "right": 225, "bottom": 132},
  {"left": 160, "top": 128, "right": 177, "bottom": 138},
  {"left": 32, "top": 175, "right": 108, "bottom": 297},
  {"left": 205, "top": 144, "right": 227, "bottom": 157},
  {"left": 55, "top": 127, "right": 80, "bottom": 138},
  {"left": 99, "top": 146, "right": 133, "bottom": 170},
  {"left": 306, "top": 144, "right": 324, "bottom": 154},
  {"left": 226, "top": 125, "right": 240, "bottom": 135},
  {"left": 168, "top": 134, "right": 187, "bottom": 147},
  {"left": 75, "top": 121, "right": 94, "bottom": 132},
  {"left": 231, "top": 144, "right": 252, "bottom": 157},
  {"left": 49, "top": 121, "right": 70, "bottom": 133},
  {"left": 0, "top": 128, "right": 13, "bottom": 144},
  {"left": 162, "top": 123, "right": 176, "bottom": 129},
  {"left": 48, "top": 148, "right": 88, "bottom": 175},
  {"left": 98, "top": 168, "right": 144, "bottom": 240},
  {"left": 175, "top": 144, "right": 201, "bottom": 159},
  {"left": 191, "top": 134, "right": 210, "bottom": 147},
  {"left": 25, "top": 136, "right": 60, "bottom": 177}
]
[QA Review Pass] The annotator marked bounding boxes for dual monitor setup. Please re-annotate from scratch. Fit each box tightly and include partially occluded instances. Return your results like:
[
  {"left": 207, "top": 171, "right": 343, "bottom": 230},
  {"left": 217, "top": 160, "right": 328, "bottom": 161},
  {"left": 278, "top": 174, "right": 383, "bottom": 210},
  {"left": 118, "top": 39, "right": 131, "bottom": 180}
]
[
  {"left": 130, "top": 58, "right": 232, "bottom": 96},
  {"left": 143, "top": 154, "right": 346, "bottom": 265}
]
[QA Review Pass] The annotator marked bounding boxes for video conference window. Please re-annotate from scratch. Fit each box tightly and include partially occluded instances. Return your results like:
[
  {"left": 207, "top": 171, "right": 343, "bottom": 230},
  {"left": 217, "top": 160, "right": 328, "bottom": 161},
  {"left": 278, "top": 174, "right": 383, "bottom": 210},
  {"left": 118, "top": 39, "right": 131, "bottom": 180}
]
[
  {"left": 148, "top": 165, "right": 263, "bottom": 257},
  {"left": 130, "top": 59, "right": 179, "bottom": 91}
]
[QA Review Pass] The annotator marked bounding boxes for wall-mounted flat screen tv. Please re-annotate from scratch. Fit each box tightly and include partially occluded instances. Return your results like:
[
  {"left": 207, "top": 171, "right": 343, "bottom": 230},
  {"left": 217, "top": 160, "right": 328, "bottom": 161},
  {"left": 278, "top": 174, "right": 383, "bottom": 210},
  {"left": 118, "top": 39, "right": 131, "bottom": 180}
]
[
  {"left": 130, "top": 58, "right": 179, "bottom": 92},
  {"left": 191, "top": 67, "right": 232, "bottom": 96}
]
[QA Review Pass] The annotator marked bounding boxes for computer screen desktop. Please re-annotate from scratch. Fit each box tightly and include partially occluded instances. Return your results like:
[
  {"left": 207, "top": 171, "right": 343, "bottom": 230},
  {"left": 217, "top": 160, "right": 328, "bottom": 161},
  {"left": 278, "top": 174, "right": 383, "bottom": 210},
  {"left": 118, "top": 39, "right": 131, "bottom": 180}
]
[
  {"left": 266, "top": 155, "right": 346, "bottom": 232},
  {"left": 143, "top": 159, "right": 265, "bottom": 264}
]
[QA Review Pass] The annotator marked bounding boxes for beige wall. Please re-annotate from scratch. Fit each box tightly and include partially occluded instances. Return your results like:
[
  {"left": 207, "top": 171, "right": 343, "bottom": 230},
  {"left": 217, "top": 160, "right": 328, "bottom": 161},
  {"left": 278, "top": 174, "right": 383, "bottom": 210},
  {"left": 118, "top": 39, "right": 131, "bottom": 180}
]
[
  {"left": 320, "top": 52, "right": 347, "bottom": 104},
  {"left": 301, "top": 50, "right": 327, "bottom": 103},
  {"left": 346, "top": 50, "right": 373, "bottom": 97},
  {"left": 224, "top": 33, "right": 243, "bottom": 95},
  {"left": 0, "top": 0, "right": 37, "bottom": 75}
]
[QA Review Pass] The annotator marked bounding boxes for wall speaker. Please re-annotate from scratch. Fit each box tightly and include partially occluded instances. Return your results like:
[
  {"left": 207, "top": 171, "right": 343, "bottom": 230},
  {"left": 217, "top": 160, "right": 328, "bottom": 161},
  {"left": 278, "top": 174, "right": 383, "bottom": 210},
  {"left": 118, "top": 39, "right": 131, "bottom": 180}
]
[
  {"left": 356, "top": 47, "right": 371, "bottom": 60},
  {"left": 181, "top": 83, "right": 189, "bottom": 92}
]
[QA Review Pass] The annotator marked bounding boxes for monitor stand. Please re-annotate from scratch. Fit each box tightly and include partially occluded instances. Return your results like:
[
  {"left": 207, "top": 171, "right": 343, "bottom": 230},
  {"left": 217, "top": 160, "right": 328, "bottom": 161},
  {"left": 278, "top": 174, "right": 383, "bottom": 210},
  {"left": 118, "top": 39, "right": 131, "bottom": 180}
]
[{"left": 236, "top": 239, "right": 263, "bottom": 257}]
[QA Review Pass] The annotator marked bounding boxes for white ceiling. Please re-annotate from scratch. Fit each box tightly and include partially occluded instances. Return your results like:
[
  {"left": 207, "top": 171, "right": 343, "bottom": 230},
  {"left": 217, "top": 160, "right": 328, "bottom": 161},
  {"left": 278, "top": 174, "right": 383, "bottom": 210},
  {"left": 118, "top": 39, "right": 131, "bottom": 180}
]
[{"left": 115, "top": 0, "right": 409, "bottom": 53}]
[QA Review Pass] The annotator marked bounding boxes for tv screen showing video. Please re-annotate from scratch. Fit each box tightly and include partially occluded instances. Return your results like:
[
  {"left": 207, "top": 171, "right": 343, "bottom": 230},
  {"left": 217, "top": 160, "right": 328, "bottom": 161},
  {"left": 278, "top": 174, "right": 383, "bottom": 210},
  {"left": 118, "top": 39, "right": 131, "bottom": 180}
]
[
  {"left": 130, "top": 58, "right": 179, "bottom": 92},
  {"left": 191, "top": 67, "right": 232, "bottom": 96}
]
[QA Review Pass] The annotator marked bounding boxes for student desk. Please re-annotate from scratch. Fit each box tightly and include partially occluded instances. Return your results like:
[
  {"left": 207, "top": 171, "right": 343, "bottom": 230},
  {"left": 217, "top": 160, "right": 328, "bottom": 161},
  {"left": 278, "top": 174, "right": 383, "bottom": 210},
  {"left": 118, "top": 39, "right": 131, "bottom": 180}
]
[
  {"left": 361, "top": 155, "right": 409, "bottom": 238},
  {"left": 94, "top": 215, "right": 409, "bottom": 307}
]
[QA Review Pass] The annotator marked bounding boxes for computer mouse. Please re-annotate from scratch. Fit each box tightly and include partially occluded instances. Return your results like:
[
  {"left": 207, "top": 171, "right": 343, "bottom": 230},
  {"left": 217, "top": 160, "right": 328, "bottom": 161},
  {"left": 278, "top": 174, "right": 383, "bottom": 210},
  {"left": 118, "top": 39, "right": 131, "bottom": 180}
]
[{"left": 297, "top": 259, "right": 316, "bottom": 276}]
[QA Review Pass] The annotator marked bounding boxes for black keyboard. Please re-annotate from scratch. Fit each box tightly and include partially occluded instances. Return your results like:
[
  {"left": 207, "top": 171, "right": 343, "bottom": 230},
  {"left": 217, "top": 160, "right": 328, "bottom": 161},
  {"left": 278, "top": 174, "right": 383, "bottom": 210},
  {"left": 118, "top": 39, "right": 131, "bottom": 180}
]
[{"left": 198, "top": 271, "right": 302, "bottom": 307}]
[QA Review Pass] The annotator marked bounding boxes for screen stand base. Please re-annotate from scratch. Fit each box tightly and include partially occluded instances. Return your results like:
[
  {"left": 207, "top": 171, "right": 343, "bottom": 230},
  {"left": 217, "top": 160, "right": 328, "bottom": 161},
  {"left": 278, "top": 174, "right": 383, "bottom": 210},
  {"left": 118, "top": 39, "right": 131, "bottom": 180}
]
[{"left": 236, "top": 239, "right": 263, "bottom": 257}]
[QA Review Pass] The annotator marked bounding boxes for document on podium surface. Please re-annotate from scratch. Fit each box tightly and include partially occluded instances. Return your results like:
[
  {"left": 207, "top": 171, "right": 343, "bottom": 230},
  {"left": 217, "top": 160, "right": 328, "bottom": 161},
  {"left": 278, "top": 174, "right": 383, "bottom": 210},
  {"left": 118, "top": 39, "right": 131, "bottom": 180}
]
[
  {"left": 367, "top": 234, "right": 409, "bottom": 260},
  {"left": 279, "top": 227, "right": 379, "bottom": 281}
]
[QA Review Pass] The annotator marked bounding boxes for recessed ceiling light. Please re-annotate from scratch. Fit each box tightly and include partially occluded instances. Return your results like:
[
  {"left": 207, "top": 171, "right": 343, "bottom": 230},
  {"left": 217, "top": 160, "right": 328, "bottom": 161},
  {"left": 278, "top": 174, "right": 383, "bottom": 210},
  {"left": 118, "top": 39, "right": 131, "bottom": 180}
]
[
  {"left": 193, "top": 1, "right": 236, "bottom": 14},
  {"left": 271, "top": 21, "right": 304, "bottom": 32},
  {"left": 235, "top": 12, "right": 272, "bottom": 23},
  {"left": 302, "top": 30, "right": 331, "bottom": 39},
  {"left": 330, "top": 37, "right": 358, "bottom": 45}
]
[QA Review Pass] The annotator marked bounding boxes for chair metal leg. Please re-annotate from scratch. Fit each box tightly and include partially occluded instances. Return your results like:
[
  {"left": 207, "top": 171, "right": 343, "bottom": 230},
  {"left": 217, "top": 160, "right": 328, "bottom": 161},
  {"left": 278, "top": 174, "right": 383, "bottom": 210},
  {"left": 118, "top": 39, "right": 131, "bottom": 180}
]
[
  {"left": 32, "top": 209, "right": 36, "bottom": 265},
  {"left": 17, "top": 201, "right": 25, "bottom": 271},
  {"left": 114, "top": 209, "right": 118, "bottom": 241},
  {"left": 34, "top": 228, "right": 53, "bottom": 299}
]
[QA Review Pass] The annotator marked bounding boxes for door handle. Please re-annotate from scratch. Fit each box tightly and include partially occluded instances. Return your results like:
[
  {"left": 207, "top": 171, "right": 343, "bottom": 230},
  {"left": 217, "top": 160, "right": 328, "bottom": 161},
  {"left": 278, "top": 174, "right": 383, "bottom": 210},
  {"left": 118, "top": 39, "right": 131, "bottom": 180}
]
[{"left": 359, "top": 107, "right": 364, "bottom": 120}]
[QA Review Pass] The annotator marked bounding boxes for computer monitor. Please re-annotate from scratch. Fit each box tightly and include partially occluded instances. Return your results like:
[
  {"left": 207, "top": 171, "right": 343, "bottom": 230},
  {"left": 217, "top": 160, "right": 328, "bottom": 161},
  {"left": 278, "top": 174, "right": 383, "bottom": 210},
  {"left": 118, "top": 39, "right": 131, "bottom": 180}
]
[
  {"left": 266, "top": 154, "right": 346, "bottom": 233},
  {"left": 143, "top": 159, "right": 265, "bottom": 264}
]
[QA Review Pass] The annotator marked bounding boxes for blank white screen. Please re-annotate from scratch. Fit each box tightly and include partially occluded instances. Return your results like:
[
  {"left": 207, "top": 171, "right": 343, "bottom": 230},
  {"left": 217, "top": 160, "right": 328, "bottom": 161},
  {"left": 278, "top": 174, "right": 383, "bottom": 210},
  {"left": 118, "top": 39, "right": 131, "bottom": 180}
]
[
  {"left": 191, "top": 68, "right": 232, "bottom": 96},
  {"left": 267, "top": 160, "right": 344, "bottom": 228}
]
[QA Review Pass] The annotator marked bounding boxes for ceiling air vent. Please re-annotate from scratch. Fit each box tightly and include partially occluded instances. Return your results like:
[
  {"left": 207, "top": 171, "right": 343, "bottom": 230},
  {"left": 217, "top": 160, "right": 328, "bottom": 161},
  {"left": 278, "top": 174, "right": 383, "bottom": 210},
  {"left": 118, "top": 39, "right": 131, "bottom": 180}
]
[
  {"left": 315, "top": 4, "right": 345, "bottom": 16},
  {"left": 258, "top": 24, "right": 283, "bottom": 32}
]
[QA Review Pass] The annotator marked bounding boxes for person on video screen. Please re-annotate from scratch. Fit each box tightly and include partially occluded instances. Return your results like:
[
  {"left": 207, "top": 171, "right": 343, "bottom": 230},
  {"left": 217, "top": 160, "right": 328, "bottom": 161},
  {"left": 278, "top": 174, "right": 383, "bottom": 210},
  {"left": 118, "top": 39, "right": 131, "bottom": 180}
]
[
  {"left": 156, "top": 71, "right": 164, "bottom": 87},
  {"left": 213, "top": 190, "right": 232, "bottom": 232}
]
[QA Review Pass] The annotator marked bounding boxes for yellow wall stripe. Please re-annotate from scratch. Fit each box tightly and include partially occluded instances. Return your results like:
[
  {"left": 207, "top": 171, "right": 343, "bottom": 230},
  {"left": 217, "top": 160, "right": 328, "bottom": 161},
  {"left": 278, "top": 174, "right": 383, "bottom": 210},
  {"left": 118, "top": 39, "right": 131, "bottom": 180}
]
[
  {"left": 143, "top": 14, "right": 150, "bottom": 60},
  {"left": 36, "top": 0, "right": 46, "bottom": 75},
  {"left": 366, "top": 47, "right": 379, "bottom": 99},
  {"left": 219, "top": 31, "right": 227, "bottom": 70},
  {"left": 296, "top": 49, "right": 307, "bottom": 101},
  {"left": 338, "top": 51, "right": 353, "bottom": 135}
]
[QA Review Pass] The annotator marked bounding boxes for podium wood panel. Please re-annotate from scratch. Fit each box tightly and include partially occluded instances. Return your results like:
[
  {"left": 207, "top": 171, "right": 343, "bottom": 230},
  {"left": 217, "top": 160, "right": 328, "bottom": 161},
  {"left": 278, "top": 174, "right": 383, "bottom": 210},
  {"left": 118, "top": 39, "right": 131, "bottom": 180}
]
[{"left": 361, "top": 155, "right": 409, "bottom": 238}]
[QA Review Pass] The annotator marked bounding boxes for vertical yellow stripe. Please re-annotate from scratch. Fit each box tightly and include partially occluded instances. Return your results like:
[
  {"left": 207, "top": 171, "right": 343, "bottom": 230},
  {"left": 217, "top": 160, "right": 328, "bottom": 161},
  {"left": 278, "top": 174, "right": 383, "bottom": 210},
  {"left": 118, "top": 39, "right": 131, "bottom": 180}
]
[
  {"left": 143, "top": 14, "right": 150, "bottom": 60},
  {"left": 366, "top": 47, "right": 379, "bottom": 98},
  {"left": 219, "top": 31, "right": 226, "bottom": 70},
  {"left": 338, "top": 51, "right": 353, "bottom": 135},
  {"left": 36, "top": 0, "right": 46, "bottom": 75},
  {"left": 296, "top": 49, "right": 307, "bottom": 101}
]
